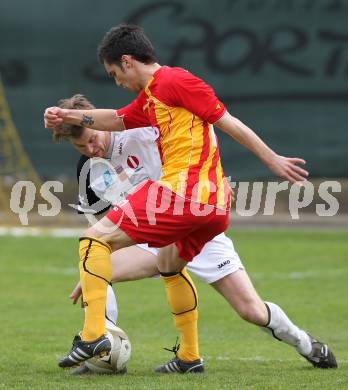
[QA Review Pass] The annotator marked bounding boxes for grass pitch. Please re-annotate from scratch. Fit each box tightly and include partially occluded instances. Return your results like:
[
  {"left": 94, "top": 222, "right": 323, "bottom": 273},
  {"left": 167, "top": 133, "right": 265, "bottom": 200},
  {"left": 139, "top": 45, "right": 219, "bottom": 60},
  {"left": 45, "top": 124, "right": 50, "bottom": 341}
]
[{"left": 0, "top": 229, "right": 347, "bottom": 389}]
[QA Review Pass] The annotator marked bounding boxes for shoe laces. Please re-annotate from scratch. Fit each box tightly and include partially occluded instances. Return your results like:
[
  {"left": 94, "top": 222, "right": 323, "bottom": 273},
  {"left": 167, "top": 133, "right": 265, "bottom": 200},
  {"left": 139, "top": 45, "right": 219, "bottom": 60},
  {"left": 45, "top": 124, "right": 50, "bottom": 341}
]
[{"left": 163, "top": 337, "right": 180, "bottom": 356}]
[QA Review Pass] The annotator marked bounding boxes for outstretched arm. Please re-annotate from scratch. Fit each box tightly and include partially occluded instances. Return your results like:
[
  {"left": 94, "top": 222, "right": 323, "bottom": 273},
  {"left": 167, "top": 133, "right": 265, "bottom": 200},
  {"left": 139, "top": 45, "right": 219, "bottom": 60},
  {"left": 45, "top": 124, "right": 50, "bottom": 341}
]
[
  {"left": 215, "top": 111, "right": 309, "bottom": 183},
  {"left": 44, "top": 107, "right": 125, "bottom": 131}
]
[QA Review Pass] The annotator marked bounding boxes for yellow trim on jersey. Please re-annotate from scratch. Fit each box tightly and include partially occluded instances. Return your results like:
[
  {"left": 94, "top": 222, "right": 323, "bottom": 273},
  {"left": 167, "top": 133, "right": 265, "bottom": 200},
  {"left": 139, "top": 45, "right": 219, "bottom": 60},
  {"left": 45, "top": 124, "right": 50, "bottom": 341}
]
[{"left": 144, "top": 85, "right": 229, "bottom": 209}]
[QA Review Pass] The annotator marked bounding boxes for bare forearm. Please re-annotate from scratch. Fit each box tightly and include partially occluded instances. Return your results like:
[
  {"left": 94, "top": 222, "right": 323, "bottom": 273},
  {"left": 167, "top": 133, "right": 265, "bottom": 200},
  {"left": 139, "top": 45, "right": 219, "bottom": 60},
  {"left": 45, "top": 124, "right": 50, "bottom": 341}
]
[
  {"left": 215, "top": 112, "right": 276, "bottom": 164},
  {"left": 215, "top": 111, "right": 308, "bottom": 182},
  {"left": 64, "top": 109, "right": 124, "bottom": 131},
  {"left": 44, "top": 106, "right": 125, "bottom": 131}
]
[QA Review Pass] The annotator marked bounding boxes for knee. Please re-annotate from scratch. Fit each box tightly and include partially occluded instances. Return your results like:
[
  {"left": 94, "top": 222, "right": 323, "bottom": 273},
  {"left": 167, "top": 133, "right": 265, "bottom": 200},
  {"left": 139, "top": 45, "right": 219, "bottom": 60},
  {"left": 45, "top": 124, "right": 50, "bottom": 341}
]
[
  {"left": 80, "top": 228, "right": 104, "bottom": 242},
  {"left": 157, "top": 245, "right": 183, "bottom": 273},
  {"left": 79, "top": 230, "right": 117, "bottom": 251}
]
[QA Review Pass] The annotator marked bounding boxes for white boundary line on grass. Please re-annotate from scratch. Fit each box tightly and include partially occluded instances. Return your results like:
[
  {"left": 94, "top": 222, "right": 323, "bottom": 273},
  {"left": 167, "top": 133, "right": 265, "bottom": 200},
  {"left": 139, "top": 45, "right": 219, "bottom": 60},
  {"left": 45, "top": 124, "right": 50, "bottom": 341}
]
[
  {"left": 2, "top": 226, "right": 347, "bottom": 280},
  {"left": 17, "top": 265, "right": 78, "bottom": 275},
  {"left": 209, "top": 356, "right": 348, "bottom": 363},
  {"left": 206, "top": 356, "right": 295, "bottom": 362},
  {"left": 252, "top": 269, "right": 348, "bottom": 280},
  {"left": 0, "top": 226, "right": 83, "bottom": 237}
]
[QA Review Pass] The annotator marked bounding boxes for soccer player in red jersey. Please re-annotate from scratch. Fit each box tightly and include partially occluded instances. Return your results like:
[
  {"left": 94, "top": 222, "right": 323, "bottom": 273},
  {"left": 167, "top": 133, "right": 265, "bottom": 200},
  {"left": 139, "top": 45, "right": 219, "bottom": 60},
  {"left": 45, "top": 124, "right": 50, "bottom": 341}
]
[{"left": 44, "top": 24, "right": 311, "bottom": 373}]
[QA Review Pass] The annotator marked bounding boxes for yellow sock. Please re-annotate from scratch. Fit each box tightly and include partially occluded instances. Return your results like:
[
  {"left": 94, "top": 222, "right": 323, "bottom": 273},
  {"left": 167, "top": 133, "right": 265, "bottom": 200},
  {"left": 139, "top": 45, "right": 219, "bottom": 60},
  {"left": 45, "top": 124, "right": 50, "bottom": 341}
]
[
  {"left": 79, "top": 237, "right": 112, "bottom": 342},
  {"left": 161, "top": 268, "right": 199, "bottom": 361}
]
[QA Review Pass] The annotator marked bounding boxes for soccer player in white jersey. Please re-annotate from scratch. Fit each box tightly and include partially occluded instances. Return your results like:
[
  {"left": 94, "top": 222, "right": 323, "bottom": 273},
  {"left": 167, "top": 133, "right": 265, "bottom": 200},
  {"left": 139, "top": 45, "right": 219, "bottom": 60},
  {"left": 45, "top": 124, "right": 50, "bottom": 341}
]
[{"left": 53, "top": 94, "right": 336, "bottom": 372}]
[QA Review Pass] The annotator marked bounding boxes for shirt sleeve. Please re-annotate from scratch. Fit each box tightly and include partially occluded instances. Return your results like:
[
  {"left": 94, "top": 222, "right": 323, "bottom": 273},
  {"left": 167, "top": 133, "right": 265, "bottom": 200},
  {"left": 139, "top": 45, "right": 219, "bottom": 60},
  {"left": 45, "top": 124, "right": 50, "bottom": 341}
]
[
  {"left": 162, "top": 68, "right": 226, "bottom": 124},
  {"left": 116, "top": 94, "right": 151, "bottom": 129}
]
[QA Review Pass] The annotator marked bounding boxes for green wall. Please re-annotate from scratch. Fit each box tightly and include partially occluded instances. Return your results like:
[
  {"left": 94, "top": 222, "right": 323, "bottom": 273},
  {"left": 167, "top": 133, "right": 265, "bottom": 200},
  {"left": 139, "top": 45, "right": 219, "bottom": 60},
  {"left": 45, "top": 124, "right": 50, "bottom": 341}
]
[{"left": 1, "top": 0, "right": 347, "bottom": 180}]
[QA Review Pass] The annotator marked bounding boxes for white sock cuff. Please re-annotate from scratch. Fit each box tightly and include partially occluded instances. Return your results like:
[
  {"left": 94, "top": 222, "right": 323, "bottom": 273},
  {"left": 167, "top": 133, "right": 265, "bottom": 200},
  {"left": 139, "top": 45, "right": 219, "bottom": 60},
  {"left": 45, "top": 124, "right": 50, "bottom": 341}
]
[
  {"left": 105, "top": 285, "right": 118, "bottom": 329},
  {"left": 264, "top": 301, "right": 283, "bottom": 329},
  {"left": 264, "top": 301, "right": 272, "bottom": 327}
]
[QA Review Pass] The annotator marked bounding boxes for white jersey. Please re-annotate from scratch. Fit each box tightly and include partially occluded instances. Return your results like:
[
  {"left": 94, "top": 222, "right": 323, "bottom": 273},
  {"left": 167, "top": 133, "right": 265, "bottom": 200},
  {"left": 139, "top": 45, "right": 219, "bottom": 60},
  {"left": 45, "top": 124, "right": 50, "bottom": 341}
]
[
  {"left": 86, "top": 126, "right": 243, "bottom": 284},
  {"left": 89, "top": 127, "right": 162, "bottom": 205}
]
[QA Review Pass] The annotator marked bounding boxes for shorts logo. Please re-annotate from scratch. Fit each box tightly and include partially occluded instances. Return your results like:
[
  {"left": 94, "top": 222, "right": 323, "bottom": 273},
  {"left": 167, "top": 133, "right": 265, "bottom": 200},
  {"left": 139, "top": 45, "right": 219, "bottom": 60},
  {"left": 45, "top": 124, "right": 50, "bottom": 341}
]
[
  {"left": 217, "top": 259, "right": 230, "bottom": 269},
  {"left": 127, "top": 155, "right": 140, "bottom": 169}
]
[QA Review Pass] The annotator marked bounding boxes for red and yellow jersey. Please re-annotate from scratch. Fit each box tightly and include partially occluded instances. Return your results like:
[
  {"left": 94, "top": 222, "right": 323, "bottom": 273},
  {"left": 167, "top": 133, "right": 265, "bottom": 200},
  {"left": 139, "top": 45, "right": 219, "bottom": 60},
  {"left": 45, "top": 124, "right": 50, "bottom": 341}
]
[{"left": 117, "top": 66, "right": 230, "bottom": 209}]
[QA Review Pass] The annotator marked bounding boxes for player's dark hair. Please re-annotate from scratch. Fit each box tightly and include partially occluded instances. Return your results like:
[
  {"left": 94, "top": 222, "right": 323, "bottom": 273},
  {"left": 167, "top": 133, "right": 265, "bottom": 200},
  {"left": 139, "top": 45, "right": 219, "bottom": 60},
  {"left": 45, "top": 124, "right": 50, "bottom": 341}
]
[
  {"left": 53, "top": 94, "right": 95, "bottom": 142},
  {"left": 98, "top": 24, "right": 157, "bottom": 66}
]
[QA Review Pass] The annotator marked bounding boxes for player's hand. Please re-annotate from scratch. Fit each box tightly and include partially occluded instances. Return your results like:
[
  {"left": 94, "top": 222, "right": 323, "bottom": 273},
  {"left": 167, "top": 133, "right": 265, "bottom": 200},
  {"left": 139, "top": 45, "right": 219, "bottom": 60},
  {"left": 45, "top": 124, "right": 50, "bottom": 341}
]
[
  {"left": 266, "top": 154, "right": 309, "bottom": 183},
  {"left": 44, "top": 106, "right": 67, "bottom": 128},
  {"left": 70, "top": 281, "right": 82, "bottom": 306}
]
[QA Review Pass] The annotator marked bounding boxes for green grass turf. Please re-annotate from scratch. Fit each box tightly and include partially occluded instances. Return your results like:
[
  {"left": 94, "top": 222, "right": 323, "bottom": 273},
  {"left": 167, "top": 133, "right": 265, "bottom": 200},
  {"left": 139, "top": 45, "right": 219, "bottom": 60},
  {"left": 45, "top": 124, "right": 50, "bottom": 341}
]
[{"left": 0, "top": 230, "right": 347, "bottom": 389}]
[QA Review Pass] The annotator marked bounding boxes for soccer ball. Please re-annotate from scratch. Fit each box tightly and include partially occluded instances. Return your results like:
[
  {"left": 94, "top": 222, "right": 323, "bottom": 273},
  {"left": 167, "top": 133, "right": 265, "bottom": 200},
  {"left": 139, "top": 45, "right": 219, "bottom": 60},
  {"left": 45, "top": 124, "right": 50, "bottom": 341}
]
[{"left": 85, "top": 326, "right": 131, "bottom": 374}]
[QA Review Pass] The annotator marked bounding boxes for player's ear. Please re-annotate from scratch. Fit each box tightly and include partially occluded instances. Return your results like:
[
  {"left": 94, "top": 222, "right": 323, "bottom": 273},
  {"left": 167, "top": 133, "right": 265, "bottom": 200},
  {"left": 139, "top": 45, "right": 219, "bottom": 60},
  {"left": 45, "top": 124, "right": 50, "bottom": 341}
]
[{"left": 121, "top": 55, "right": 133, "bottom": 69}]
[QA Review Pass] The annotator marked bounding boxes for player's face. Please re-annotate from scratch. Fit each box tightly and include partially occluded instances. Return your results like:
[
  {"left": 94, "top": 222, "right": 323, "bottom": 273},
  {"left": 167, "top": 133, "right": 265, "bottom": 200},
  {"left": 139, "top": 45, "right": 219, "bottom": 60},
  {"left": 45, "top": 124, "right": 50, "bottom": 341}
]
[
  {"left": 71, "top": 128, "right": 110, "bottom": 158},
  {"left": 104, "top": 59, "right": 141, "bottom": 92}
]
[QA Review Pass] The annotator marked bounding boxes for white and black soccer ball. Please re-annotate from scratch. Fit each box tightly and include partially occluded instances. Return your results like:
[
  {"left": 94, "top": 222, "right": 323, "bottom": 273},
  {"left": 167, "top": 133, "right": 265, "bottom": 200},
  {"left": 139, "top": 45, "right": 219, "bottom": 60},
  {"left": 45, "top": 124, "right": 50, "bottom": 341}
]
[{"left": 85, "top": 326, "right": 131, "bottom": 374}]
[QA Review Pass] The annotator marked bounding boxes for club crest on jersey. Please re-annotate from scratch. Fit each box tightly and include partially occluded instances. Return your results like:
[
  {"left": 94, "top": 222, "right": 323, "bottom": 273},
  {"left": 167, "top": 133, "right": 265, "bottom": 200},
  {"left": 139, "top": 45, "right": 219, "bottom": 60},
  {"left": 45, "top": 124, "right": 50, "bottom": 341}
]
[{"left": 127, "top": 155, "right": 140, "bottom": 169}]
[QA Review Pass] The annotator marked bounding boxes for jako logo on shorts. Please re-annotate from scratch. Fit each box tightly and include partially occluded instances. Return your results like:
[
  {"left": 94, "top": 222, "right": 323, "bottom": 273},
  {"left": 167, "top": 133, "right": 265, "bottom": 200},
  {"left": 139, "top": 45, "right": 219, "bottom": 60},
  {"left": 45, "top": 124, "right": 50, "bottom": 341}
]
[{"left": 217, "top": 260, "right": 230, "bottom": 269}]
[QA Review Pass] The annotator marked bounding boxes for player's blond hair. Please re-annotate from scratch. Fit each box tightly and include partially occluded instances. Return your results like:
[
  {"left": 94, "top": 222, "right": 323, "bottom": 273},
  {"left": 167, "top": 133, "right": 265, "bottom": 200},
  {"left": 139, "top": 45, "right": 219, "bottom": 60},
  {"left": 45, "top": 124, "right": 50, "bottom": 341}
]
[{"left": 52, "top": 94, "right": 95, "bottom": 142}]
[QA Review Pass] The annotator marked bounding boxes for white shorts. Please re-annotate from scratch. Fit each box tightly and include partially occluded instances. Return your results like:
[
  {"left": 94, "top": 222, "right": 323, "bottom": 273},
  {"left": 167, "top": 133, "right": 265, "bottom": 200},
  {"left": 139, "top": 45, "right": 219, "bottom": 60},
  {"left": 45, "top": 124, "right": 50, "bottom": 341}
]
[{"left": 136, "top": 233, "right": 244, "bottom": 284}]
